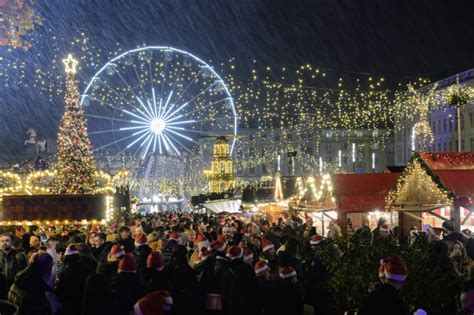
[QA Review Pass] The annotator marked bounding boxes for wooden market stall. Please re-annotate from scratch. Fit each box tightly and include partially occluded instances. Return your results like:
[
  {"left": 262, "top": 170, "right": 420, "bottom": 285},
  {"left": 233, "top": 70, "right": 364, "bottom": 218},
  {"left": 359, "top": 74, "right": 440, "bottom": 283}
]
[{"left": 386, "top": 152, "right": 474, "bottom": 236}]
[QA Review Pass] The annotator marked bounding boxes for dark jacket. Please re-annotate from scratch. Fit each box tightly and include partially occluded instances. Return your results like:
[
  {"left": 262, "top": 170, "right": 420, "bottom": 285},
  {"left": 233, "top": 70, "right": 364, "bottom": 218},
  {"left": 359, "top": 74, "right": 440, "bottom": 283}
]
[
  {"left": 265, "top": 279, "right": 304, "bottom": 315},
  {"left": 0, "top": 249, "right": 28, "bottom": 299},
  {"left": 93, "top": 242, "right": 113, "bottom": 265},
  {"left": 277, "top": 250, "right": 304, "bottom": 282},
  {"left": 8, "top": 266, "right": 52, "bottom": 315},
  {"left": 202, "top": 253, "right": 229, "bottom": 294},
  {"left": 139, "top": 267, "right": 170, "bottom": 293},
  {"left": 109, "top": 272, "right": 143, "bottom": 315},
  {"left": 222, "top": 259, "right": 260, "bottom": 315},
  {"left": 167, "top": 263, "right": 201, "bottom": 315},
  {"left": 56, "top": 258, "right": 94, "bottom": 315},
  {"left": 118, "top": 237, "right": 134, "bottom": 253},
  {"left": 132, "top": 244, "right": 152, "bottom": 271},
  {"left": 359, "top": 283, "right": 409, "bottom": 315},
  {"left": 96, "top": 260, "right": 119, "bottom": 283},
  {"left": 306, "top": 251, "right": 332, "bottom": 314}
]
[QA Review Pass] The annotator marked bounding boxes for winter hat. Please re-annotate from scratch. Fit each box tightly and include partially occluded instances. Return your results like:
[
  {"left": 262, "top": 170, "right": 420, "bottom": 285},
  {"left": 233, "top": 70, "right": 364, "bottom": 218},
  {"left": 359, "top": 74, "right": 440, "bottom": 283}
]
[
  {"left": 216, "top": 234, "right": 227, "bottom": 243},
  {"left": 133, "top": 291, "right": 165, "bottom": 315},
  {"left": 254, "top": 261, "right": 270, "bottom": 276},
  {"left": 90, "top": 225, "right": 99, "bottom": 233},
  {"left": 168, "top": 231, "right": 180, "bottom": 242},
  {"left": 280, "top": 266, "right": 297, "bottom": 279},
  {"left": 118, "top": 253, "right": 137, "bottom": 273},
  {"left": 135, "top": 233, "right": 148, "bottom": 247},
  {"left": 382, "top": 255, "right": 407, "bottom": 281},
  {"left": 310, "top": 235, "right": 323, "bottom": 245},
  {"left": 109, "top": 244, "right": 125, "bottom": 259},
  {"left": 147, "top": 252, "right": 165, "bottom": 271},
  {"left": 226, "top": 245, "right": 243, "bottom": 260},
  {"left": 380, "top": 224, "right": 390, "bottom": 232},
  {"left": 195, "top": 233, "right": 210, "bottom": 249},
  {"left": 261, "top": 236, "right": 275, "bottom": 252},
  {"left": 211, "top": 240, "right": 226, "bottom": 252},
  {"left": 65, "top": 244, "right": 79, "bottom": 256},
  {"left": 243, "top": 248, "right": 254, "bottom": 263}
]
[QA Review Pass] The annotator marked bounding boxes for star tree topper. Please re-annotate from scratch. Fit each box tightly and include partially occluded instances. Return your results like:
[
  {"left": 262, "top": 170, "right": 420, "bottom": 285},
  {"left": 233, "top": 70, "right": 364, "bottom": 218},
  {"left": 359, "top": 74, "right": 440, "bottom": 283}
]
[{"left": 62, "top": 54, "right": 78, "bottom": 74}]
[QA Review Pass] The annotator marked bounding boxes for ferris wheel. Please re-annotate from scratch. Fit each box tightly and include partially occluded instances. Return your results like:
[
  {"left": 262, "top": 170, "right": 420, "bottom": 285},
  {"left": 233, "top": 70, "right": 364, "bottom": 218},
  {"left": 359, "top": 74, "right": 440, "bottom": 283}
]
[{"left": 81, "top": 46, "right": 237, "bottom": 161}]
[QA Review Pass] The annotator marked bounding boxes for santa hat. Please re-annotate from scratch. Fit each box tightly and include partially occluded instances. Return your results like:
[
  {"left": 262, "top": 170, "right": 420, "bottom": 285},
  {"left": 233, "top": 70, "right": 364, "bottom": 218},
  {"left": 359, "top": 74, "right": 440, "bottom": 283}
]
[
  {"left": 380, "top": 224, "right": 390, "bottom": 232},
  {"left": 90, "top": 225, "right": 99, "bottom": 233},
  {"left": 133, "top": 291, "right": 169, "bottom": 315},
  {"left": 254, "top": 261, "right": 270, "bottom": 276},
  {"left": 135, "top": 233, "right": 148, "bottom": 247},
  {"left": 211, "top": 240, "right": 226, "bottom": 252},
  {"left": 109, "top": 244, "right": 125, "bottom": 259},
  {"left": 381, "top": 255, "right": 407, "bottom": 281},
  {"left": 195, "top": 233, "right": 210, "bottom": 249},
  {"left": 280, "top": 266, "right": 297, "bottom": 279},
  {"left": 216, "top": 234, "right": 227, "bottom": 243},
  {"left": 226, "top": 245, "right": 243, "bottom": 260},
  {"left": 310, "top": 235, "right": 323, "bottom": 245},
  {"left": 65, "top": 244, "right": 79, "bottom": 256},
  {"left": 118, "top": 253, "right": 137, "bottom": 273},
  {"left": 147, "top": 252, "right": 165, "bottom": 271},
  {"left": 168, "top": 231, "right": 179, "bottom": 242},
  {"left": 261, "top": 236, "right": 275, "bottom": 252},
  {"left": 243, "top": 247, "right": 254, "bottom": 263}
]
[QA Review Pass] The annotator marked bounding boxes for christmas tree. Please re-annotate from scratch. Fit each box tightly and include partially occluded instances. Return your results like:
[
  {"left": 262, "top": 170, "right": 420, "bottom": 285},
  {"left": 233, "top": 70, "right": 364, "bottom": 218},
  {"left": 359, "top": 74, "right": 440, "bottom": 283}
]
[{"left": 53, "top": 54, "right": 97, "bottom": 194}]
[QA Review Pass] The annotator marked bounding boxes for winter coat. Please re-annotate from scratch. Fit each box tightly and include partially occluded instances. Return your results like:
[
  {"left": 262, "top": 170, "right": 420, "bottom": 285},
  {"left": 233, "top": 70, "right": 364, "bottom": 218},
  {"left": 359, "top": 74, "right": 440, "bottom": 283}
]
[
  {"left": 277, "top": 250, "right": 304, "bottom": 282},
  {"left": 118, "top": 237, "right": 135, "bottom": 253},
  {"left": 202, "top": 253, "right": 229, "bottom": 294},
  {"left": 56, "top": 259, "right": 94, "bottom": 315},
  {"left": 8, "top": 266, "right": 52, "bottom": 315},
  {"left": 109, "top": 272, "right": 143, "bottom": 315},
  {"left": 167, "top": 263, "right": 201, "bottom": 315},
  {"left": 264, "top": 279, "right": 304, "bottom": 315},
  {"left": 306, "top": 252, "right": 332, "bottom": 314},
  {"left": 222, "top": 259, "right": 260, "bottom": 315},
  {"left": 133, "top": 244, "right": 152, "bottom": 271},
  {"left": 93, "top": 242, "right": 113, "bottom": 265},
  {"left": 359, "top": 283, "right": 409, "bottom": 315},
  {"left": 96, "top": 260, "right": 119, "bottom": 283},
  {"left": 0, "top": 249, "right": 28, "bottom": 299},
  {"left": 139, "top": 267, "right": 170, "bottom": 293}
]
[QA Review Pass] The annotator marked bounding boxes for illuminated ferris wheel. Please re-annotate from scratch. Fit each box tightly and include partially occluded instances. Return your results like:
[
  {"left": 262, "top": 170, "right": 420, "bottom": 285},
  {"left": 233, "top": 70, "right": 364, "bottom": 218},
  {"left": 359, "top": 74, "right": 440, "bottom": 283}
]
[{"left": 81, "top": 46, "right": 237, "bottom": 161}]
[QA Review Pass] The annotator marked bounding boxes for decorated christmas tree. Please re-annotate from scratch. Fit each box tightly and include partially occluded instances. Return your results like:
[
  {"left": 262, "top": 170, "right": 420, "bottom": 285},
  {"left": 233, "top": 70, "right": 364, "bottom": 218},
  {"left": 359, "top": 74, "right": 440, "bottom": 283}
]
[{"left": 53, "top": 54, "right": 97, "bottom": 194}]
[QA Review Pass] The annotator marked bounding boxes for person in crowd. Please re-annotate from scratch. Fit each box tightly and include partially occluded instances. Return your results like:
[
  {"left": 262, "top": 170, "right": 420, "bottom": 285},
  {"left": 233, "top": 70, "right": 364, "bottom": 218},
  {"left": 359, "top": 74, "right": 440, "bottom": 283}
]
[
  {"left": 259, "top": 236, "right": 279, "bottom": 281},
  {"left": 75, "top": 242, "right": 98, "bottom": 274},
  {"left": 222, "top": 245, "right": 260, "bottom": 315},
  {"left": 109, "top": 253, "right": 143, "bottom": 315},
  {"left": 133, "top": 233, "right": 152, "bottom": 271},
  {"left": 28, "top": 235, "right": 41, "bottom": 259},
  {"left": 0, "top": 233, "right": 28, "bottom": 299},
  {"left": 87, "top": 231, "right": 97, "bottom": 249},
  {"left": 278, "top": 237, "right": 304, "bottom": 282},
  {"left": 21, "top": 226, "right": 40, "bottom": 253},
  {"left": 275, "top": 266, "right": 304, "bottom": 315},
  {"left": 56, "top": 244, "right": 94, "bottom": 315},
  {"left": 133, "top": 290, "right": 173, "bottom": 315},
  {"left": 97, "top": 244, "right": 125, "bottom": 283},
  {"left": 93, "top": 232, "right": 113, "bottom": 265},
  {"left": 461, "top": 279, "right": 474, "bottom": 315},
  {"left": 450, "top": 240, "right": 470, "bottom": 279},
  {"left": 443, "top": 219, "right": 467, "bottom": 246},
  {"left": 8, "top": 252, "right": 53, "bottom": 315},
  {"left": 118, "top": 226, "right": 135, "bottom": 253},
  {"left": 0, "top": 300, "right": 17, "bottom": 315},
  {"left": 82, "top": 273, "right": 118, "bottom": 315},
  {"left": 359, "top": 255, "right": 409, "bottom": 315},
  {"left": 139, "top": 251, "right": 169, "bottom": 293},
  {"left": 162, "top": 231, "right": 180, "bottom": 265}
]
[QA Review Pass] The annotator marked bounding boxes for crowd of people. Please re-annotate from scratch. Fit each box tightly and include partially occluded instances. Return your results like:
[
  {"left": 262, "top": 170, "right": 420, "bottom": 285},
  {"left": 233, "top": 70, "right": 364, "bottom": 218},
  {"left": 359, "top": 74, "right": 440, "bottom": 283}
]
[{"left": 0, "top": 212, "right": 474, "bottom": 314}]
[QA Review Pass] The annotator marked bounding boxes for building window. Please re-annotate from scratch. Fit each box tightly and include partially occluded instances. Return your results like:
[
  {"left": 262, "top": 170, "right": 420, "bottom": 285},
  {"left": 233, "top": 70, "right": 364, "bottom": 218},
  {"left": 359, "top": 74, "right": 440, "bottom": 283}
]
[
  {"left": 449, "top": 141, "right": 453, "bottom": 151},
  {"left": 470, "top": 113, "right": 474, "bottom": 128},
  {"left": 371, "top": 143, "right": 379, "bottom": 150},
  {"left": 356, "top": 131, "right": 363, "bottom": 137},
  {"left": 438, "top": 120, "right": 441, "bottom": 134},
  {"left": 342, "top": 143, "right": 348, "bottom": 150},
  {"left": 438, "top": 143, "right": 442, "bottom": 152},
  {"left": 249, "top": 167, "right": 255, "bottom": 175},
  {"left": 444, "top": 142, "right": 447, "bottom": 152},
  {"left": 274, "top": 134, "right": 280, "bottom": 141}
]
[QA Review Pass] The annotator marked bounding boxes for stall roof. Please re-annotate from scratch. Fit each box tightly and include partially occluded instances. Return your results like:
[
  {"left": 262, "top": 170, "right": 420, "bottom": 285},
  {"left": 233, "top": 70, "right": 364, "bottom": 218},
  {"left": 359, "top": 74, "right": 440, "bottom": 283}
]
[
  {"left": 419, "top": 152, "right": 474, "bottom": 171},
  {"left": 331, "top": 173, "right": 401, "bottom": 213}
]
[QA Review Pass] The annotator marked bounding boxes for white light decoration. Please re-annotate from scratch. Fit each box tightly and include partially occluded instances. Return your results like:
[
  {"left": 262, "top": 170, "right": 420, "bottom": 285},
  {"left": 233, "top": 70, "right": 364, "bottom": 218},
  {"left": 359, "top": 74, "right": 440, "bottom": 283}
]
[
  {"left": 411, "top": 125, "right": 416, "bottom": 151},
  {"left": 319, "top": 156, "right": 323, "bottom": 174},
  {"left": 105, "top": 195, "right": 114, "bottom": 222},
  {"left": 352, "top": 143, "right": 356, "bottom": 163},
  {"left": 338, "top": 150, "right": 342, "bottom": 167},
  {"left": 372, "top": 152, "right": 376, "bottom": 170}
]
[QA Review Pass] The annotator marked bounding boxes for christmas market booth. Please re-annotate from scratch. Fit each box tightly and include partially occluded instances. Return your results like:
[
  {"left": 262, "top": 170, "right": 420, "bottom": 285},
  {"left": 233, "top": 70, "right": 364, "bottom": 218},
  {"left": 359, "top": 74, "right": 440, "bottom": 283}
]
[
  {"left": 295, "top": 173, "right": 401, "bottom": 234},
  {"left": 386, "top": 152, "right": 474, "bottom": 236}
]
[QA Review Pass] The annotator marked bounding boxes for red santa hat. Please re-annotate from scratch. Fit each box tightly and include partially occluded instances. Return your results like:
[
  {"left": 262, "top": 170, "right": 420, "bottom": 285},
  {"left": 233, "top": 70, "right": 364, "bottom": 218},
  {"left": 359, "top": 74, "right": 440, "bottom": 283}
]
[
  {"left": 261, "top": 236, "right": 275, "bottom": 252},
  {"left": 310, "top": 235, "right": 323, "bottom": 245},
  {"left": 135, "top": 233, "right": 148, "bottom": 247},
  {"left": 381, "top": 255, "right": 407, "bottom": 281},
  {"left": 65, "top": 244, "right": 79, "bottom": 256},
  {"left": 90, "top": 225, "right": 99, "bottom": 233},
  {"left": 118, "top": 253, "right": 137, "bottom": 273},
  {"left": 211, "top": 240, "right": 226, "bottom": 252},
  {"left": 195, "top": 233, "right": 210, "bottom": 249},
  {"left": 254, "top": 261, "right": 270, "bottom": 276},
  {"left": 168, "top": 231, "right": 180, "bottom": 242},
  {"left": 147, "top": 252, "right": 165, "bottom": 271},
  {"left": 243, "top": 247, "right": 254, "bottom": 263},
  {"left": 216, "top": 234, "right": 227, "bottom": 243},
  {"left": 133, "top": 291, "right": 173, "bottom": 315},
  {"left": 226, "top": 245, "right": 243, "bottom": 260},
  {"left": 109, "top": 244, "right": 125, "bottom": 259},
  {"left": 380, "top": 224, "right": 390, "bottom": 232},
  {"left": 280, "top": 266, "right": 297, "bottom": 279}
]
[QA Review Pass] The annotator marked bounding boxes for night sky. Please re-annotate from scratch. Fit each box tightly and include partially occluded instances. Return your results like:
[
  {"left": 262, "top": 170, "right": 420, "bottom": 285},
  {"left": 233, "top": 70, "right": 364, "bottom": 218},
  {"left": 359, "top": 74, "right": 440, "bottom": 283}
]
[{"left": 0, "top": 0, "right": 473, "bottom": 158}]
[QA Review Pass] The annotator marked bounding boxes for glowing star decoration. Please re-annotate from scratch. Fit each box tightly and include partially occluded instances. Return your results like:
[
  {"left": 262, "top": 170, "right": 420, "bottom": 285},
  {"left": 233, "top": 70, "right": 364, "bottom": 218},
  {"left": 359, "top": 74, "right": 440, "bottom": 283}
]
[{"left": 62, "top": 54, "right": 79, "bottom": 74}]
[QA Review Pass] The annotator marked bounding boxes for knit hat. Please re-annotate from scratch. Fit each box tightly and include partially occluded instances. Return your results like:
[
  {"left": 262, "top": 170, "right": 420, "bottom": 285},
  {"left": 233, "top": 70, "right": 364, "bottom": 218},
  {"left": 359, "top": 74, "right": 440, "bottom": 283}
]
[
  {"left": 118, "top": 253, "right": 137, "bottom": 273},
  {"left": 147, "top": 252, "right": 165, "bottom": 271},
  {"left": 216, "top": 234, "right": 227, "bottom": 243},
  {"left": 133, "top": 291, "right": 165, "bottom": 315},
  {"left": 168, "top": 231, "right": 179, "bottom": 242},
  {"left": 109, "top": 244, "right": 125, "bottom": 259},
  {"left": 135, "top": 233, "right": 148, "bottom": 247},
  {"left": 65, "top": 244, "right": 79, "bottom": 256},
  {"left": 211, "top": 240, "right": 226, "bottom": 252},
  {"left": 280, "top": 266, "right": 297, "bottom": 279},
  {"left": 310, "top": 235, "right": 323, "bottom": 245},
  {"left": 380, "top": 224, "right": 390, "bottom": 232},
  {"left": 254, "top": 261, "right": 270, "bottom": 276},
  {"left": 243, "top": 247, "right": 254, "bottom": 263},
  {"left": 381, "top": 255, "right": 407, "bottom": 281},
  {"left": 226, "top": 245, "right": 243, "bottom": 260},
  {"left": 195, "top": 233, "right": 210, "bottom": 249},
  {"left": 261, "top": 236, "right": 275, "bottom": 252}
]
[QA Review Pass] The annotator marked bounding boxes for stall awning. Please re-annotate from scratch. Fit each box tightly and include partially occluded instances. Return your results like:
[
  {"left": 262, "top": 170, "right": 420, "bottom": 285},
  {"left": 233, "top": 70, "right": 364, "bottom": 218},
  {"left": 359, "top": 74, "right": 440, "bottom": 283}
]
[
  {"left": 331, "top": 173, "right": 401, "bottom": 213},
  {"left": 203, "top": 199, "right": 241, "bottom": 213}
]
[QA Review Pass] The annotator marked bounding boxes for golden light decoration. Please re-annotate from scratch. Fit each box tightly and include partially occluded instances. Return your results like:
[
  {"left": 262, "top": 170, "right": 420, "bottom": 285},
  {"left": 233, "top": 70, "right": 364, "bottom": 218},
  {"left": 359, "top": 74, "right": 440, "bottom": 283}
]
[
  {"left": 0, "top": 171, "right": 23, "bottom": 195},
  {"left": 62, "top": 54, "right": 79, "bottom": 74},
  {"left": 24, "top": 170, "right": 57, "bottom": 194}
]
